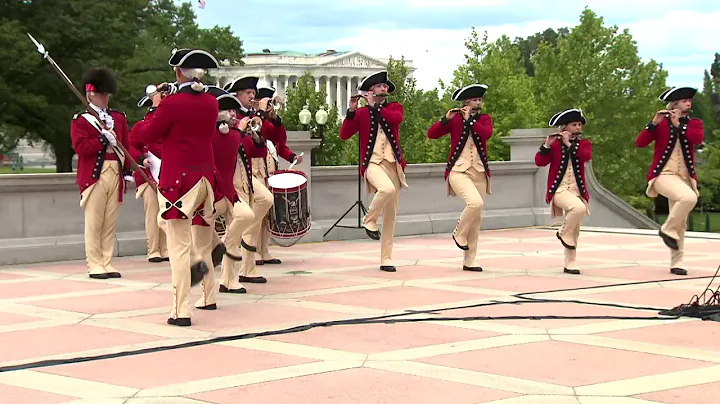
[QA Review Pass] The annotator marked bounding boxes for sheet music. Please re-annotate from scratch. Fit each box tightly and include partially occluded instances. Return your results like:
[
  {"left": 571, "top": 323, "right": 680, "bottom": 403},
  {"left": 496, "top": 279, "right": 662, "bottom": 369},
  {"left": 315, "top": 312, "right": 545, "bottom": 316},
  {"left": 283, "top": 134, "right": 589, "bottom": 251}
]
[
  {"left": 147, "top": 151, "right": 161, "bottom": 182},
  {"left": 266, "top": 139, "right": 279, "bottom": 162}
]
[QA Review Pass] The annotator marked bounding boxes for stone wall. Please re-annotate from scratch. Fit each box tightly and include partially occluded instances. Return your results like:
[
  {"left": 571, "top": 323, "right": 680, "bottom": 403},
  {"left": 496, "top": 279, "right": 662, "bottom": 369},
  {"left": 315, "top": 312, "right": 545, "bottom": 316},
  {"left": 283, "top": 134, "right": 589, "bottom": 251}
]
[{"left": 0, "top": 129, "right": 657, "bottom": 265}]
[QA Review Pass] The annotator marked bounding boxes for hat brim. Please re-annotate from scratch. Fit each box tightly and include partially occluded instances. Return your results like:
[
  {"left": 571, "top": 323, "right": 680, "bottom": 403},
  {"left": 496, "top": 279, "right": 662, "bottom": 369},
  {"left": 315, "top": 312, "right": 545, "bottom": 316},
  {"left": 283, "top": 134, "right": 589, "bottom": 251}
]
[
  {"left": 137, "top": 95, "right": 152, "bottom": 108},
  {"left": 223, "top": 76, "right": 260, "bottom": 93},
  {"left": 168, "top": 49, "right": 219, "bottom": 69},
  {"left": 452, "top": 84, "right": 488, "bottom": 101},
  {"left": 255, "top": 87, "right": 276, "bottom": 100},
  {"left": 217, "top": 94, "right": 241, "bottom": 111},
  {"left": 659, "top": 86, "right": 697, "bottom": 102},
  {"left": 549, "top": 109, "right": 587, "bottom": 126},
  {"left": 358, "top": 71, "right": 395, "bottom": 93}
]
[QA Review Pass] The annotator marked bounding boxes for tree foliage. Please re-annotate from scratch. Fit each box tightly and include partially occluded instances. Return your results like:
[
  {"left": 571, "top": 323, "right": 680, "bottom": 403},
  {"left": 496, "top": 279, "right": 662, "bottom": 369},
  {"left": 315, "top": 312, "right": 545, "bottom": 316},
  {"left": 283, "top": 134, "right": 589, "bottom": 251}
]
[
  {"left": 280, "top": 71, "right": 346, "bottom": 166},
  {"left": 0, "top": 0, "right": 243, "bottom": 172}
]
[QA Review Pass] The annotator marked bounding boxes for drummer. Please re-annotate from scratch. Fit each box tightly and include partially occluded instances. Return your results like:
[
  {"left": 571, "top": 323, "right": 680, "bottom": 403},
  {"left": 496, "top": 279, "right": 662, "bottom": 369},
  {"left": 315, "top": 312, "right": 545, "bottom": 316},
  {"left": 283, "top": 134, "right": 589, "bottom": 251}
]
[
  {"left": 223, "top": 77, "right": 301, "bottom": 282},
  {"left": 252, "top": 83, "right": 302, "bottom": 266}
]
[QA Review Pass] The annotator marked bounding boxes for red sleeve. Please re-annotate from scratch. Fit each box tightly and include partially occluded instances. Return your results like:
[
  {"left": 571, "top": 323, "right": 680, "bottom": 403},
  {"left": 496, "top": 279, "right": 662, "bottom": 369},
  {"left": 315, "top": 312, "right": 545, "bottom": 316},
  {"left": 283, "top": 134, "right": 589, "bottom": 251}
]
[
  {"left": 636, "top": 121, "right": 660, "bottom": 148},
  {"left": 128, "top": 120, "right": 145, "bottom": 163},
  {"left": 242, "top": 134, "right": 267, "bottom": 158},
  {"left": 577, "top": 139, "right": 592, "bottom": 163},
  {"left": 534, "top": 143, "right": 553, "bottom": 167},
  {"left": 379, "top": 102, "right": 403, "bottom": 125},
  {"left": 472, "top": 114, "right": 493, "bottom": 141},
  {"left": 686, "top": 119, "right": 704, "bottom": 145},
  {"left": 339, "top": 110, "right": 360, "bottom": 140},
  {"left": 138, "top": 98, "right": 173, "bottom": 146},
  {"left": 427, "top": 117, "right": 452, "bottom": 139},
  {"left": 262, "top": 118, "right": 294, "bottom": 161},
  {"left": 71, "top": 117, "right": 106, "bottom": 157}
]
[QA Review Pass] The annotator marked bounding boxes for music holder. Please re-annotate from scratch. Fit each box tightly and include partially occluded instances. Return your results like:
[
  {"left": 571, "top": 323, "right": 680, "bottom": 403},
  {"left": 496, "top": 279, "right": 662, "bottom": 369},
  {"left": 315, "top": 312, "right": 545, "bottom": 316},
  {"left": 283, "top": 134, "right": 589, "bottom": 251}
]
[{"left": 323, "top": 142, "right": 368, "bottom": 237}]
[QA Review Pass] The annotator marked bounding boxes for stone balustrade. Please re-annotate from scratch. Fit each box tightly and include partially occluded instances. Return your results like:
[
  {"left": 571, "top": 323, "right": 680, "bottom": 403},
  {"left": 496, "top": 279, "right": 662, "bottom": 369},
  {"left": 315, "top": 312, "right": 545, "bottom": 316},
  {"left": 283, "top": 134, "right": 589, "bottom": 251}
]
[{"left": 0, "top": 129, "right": 657, "bottom": 265}]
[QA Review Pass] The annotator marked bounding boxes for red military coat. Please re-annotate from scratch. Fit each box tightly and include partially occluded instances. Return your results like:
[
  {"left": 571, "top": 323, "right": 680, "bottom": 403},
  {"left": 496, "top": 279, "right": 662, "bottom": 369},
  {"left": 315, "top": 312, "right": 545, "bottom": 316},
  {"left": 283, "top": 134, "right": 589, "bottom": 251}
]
[
  {"left": 70, "top": 108, "right": 131, "bottom": 202},
  {"left": 427, "top": 112, "right": 493, "bottom": 180},
  {"left": 212, "top": 126, "right": 242, "bottom": 203},
  {"left": 136, "top": 86, "right": 221, "bottom": 224},
  {"left": 128, "top": 109, "right": 163, "bottom": 188},
  {"left": 635, "top": 116, "right": 703, "bottom": 181},
  {"left": 339, "top": 101, "right": 406, "bottom": 176},
  {"left": 259, "top": 113, "right": 296, "bottom": 162},
  {"left": 534, "top": 138, "right": 592, "bottom": 203}
]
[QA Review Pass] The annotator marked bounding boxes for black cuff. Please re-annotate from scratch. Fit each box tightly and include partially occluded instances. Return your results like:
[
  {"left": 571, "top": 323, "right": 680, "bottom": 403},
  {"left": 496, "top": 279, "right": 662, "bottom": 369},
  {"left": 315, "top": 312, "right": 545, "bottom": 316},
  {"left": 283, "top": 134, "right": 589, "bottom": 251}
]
[
  {"left": 289, "top": 153, "right": 297, "bottom": 162},
  {"left": 440, "top": 117, "right": 450, "bottom": 125},
  {"left": 345, "top": 109, "right": 356, "bottom": 119},
  {"left": 147, "top": 107, "right": 157, "bottom": 113},
  {"left": 645, "top": 122, "right": 657, "bottom": 131},
  {"left": 136, "top": 154, "right": 146, "bottom": 166},
  {"left": 538, "top": 144, "right": 551, "bottom": 155},
  {"left": 255, "top": 110, "right": 267, "bottom": 119},
  {"left": 271, "top": 115, "right": 282, "bottom": 125}
]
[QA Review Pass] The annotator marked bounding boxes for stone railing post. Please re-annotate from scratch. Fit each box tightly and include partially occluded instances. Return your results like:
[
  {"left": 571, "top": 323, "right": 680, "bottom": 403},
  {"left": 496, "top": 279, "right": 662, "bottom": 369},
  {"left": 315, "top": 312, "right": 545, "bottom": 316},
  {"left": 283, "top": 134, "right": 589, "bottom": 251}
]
[
  {"left": 502, "top": 128, "right": 555, "bottom": 208},
  {"left": 275, "top": 131, "right": 322, "bottom": 210}
]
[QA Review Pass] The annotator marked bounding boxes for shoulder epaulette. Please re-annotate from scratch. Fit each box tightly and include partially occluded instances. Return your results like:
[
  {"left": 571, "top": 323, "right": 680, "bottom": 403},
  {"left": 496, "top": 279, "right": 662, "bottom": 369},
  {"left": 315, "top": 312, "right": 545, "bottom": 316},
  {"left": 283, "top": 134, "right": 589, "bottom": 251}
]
[{"left": 108, "top": 108, "right": 127, "bottom": 118}]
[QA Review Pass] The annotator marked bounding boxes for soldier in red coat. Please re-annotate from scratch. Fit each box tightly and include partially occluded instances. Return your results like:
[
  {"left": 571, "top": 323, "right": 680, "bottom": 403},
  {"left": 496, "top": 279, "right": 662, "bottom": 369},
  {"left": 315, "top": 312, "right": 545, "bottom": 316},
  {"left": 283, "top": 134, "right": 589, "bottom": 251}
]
[
  {"left": 427, "top": 84, "right": 492, "bottom": 272},
  {"left": 128, "top": 94, "right": 168, "bottom": 263},
  {"left": 340, "top": 70, "right": 408, "bottom": 272},
  {"left": 636, "top": 87, "right": 703, "bottom": 276},
  {"left": 205, "top": 85, "right": 257, "bottom": 294},
  {"left": 535, "top": 109, "right": 592, "bottom": 275},
  {"left": 136, "top": 49, "right": 223, "bottom": 327},
  {"left": 71, "top": 67, "right": 132, "bottom": 280}
]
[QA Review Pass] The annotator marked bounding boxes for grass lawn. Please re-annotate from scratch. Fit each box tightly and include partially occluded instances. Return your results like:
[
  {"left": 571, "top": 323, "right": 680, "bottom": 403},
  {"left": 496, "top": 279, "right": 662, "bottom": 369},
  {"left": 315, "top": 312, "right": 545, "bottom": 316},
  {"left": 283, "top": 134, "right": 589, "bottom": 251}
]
[
  {"left": 0, "top": 166, "right": 57, "bottom": 174},
  {"left": 655, "top": 212, "right": 720, "bottom": 233}
]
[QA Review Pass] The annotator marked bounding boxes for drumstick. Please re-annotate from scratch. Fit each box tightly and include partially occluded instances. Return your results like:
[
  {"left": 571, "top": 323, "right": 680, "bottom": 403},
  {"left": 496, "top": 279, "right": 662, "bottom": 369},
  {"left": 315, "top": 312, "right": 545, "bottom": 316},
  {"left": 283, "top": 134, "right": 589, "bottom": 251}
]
[{"left": 288, "top": 152, "right": 304, "bottom": 170}]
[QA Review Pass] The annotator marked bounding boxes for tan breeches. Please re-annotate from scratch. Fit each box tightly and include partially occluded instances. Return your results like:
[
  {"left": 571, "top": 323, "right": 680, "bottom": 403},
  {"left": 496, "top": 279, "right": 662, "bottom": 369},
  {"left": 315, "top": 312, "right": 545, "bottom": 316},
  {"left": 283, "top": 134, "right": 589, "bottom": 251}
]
[
  {"left": 219, "top": 198, "right": 255, "bottom": 289},
  {"left": 165, "top": 185, "right": 217, "bottom": 319},
  {"left": 83, "top": 161, "right": 121, "bottom": 275},
  {"left": 240, "top": 177, "right": 273, "bottom": 277},
  {"left": 552, "top": 191, "right": 588, "bottom": 270},
  {"left": 652, "top": 175, "right": 698, "bottom": 268},
  {"left": 448, "top": 168, "right": 488, "bottom": 267},
  {"left": 141, "top": 186, "right": 168, "bottom": 259},
  {"left": 363, "top": 160, "right": 401, "bottom": 266}
]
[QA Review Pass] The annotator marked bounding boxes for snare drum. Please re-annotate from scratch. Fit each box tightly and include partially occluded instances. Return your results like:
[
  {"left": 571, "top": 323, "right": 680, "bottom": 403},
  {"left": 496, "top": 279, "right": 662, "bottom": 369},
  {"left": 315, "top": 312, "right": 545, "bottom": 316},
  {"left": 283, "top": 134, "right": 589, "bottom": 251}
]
[{"left": 266, "top": 170, "right": 311, "bottom": 246}]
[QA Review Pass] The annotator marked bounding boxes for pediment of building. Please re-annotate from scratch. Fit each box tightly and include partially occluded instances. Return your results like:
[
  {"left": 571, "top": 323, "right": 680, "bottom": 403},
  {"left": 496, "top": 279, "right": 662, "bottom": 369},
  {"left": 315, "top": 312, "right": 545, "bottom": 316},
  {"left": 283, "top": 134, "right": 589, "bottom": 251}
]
[{"left": 320, "top": 52, "right": 387, "bottom": 68}]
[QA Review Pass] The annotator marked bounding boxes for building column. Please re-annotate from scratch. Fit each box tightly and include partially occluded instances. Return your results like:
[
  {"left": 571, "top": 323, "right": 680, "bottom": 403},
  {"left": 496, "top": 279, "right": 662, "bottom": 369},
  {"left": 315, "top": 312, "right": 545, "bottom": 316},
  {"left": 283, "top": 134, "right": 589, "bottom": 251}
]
[
  {"left": 346, "top": 76, "right": 352, "bottom": 101},
  {"left": 325, "top": 77, "right": 331, "bottom": 108},
  {"left": 314, "top": 76, "right": 319, "bottom": 92},
  {"left": 336, "top": 76, "right": 342, "bottom": 112},
  {"left": 283, "top": 76, "right": 289, "bottom": 98}
]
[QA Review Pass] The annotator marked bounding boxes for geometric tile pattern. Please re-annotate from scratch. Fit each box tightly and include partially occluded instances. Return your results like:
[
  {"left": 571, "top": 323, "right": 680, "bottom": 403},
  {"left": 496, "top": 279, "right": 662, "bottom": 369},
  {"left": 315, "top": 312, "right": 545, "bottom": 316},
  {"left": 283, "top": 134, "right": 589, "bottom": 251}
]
[{"left": 1, "top": 227, "right": 719, "bottom": 403}]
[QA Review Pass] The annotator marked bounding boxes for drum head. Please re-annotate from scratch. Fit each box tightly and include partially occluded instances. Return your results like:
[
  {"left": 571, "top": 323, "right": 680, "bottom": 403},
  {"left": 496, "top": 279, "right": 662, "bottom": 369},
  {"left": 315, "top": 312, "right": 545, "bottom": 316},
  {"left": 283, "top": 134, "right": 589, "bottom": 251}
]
[{"left": 268, "top": 172, "right": 307, "bottom": 189}]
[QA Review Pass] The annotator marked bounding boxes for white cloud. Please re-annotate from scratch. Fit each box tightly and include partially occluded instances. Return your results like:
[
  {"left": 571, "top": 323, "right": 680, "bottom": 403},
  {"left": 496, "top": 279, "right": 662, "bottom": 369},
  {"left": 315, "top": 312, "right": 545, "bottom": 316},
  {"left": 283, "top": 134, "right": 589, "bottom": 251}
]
[{"left": 318, "top": 9, "right": 719, "bottom": 93}]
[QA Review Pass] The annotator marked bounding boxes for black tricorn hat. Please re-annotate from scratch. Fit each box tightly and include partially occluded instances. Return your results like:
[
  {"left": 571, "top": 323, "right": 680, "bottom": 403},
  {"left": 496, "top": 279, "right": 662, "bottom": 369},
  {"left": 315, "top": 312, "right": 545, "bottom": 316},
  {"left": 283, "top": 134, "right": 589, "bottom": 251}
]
[
  {"left": 548, "top": 108, "right": 587, "bottom": 126},
  {"left": 223, "top": 75, "right": 259, "bottom": 93},
  {"left": 206, "top": 85, "right": 241, "bottom": 110},
  {"left": 205, "top": 85, "right": 227, "bottom": 98},
  {"left": 255, "top": 85, "right": 275, "bottom": 100},
  {"left": 168, "top": 48, "right": 219, "bottom": 69},
  {"left": 452, "top": 84, "right": 488, "bottom": 101},
  {"left": 358, "top": 70, "right": 395, "bottom": 93},
  {"left": 659, "top": 86, "right": 697, "bottom": 102},
  {"left": 137, "top": 95, "right": 152, "bottom": 108},
  {"left": 82, "top": 67, "right": 117, "bottom": 94}
]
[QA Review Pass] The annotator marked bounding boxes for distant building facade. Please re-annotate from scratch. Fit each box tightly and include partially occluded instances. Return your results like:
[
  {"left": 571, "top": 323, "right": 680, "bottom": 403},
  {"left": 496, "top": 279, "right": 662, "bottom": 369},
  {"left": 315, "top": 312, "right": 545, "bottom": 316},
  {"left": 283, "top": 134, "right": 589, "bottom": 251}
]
[{"left": 214, "top": 49, "right": 415, "bottom": 117}]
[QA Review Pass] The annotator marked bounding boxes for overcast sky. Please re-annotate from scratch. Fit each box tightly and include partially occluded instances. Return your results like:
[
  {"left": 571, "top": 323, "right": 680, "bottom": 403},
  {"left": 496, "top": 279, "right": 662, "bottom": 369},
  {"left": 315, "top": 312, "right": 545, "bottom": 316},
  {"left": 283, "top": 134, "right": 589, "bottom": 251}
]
[{"left": 194, "top": 0, "right": 719, "bottom": 92}]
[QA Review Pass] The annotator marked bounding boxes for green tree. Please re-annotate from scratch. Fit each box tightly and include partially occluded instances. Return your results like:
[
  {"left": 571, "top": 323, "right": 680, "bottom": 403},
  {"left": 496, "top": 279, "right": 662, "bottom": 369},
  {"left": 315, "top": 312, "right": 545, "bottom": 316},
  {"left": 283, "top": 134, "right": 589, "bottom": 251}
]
[
  {"left": 0, "top": 0, "right": 244, "bottom": 172},
  {"left": 386, "top": 56, "right": 448, "bottom": 164},
  {"left": 532, "top": 8, "right": 668, "bottom": 202},
  {"left": 443, "top": 30, "right": 544, "bottom": 161},
  {"left": 281, "top": 71, "right": 345, "bottom": 166},
  {"left": 514, "top": 27, "right": 570, "bottom": 77}
]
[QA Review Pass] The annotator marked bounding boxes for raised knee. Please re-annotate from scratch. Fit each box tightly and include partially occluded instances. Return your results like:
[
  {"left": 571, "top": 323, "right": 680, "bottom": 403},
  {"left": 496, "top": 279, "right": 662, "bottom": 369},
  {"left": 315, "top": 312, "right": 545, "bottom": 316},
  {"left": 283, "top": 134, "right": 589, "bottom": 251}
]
[
  {"left": 467, "top": 197, "right": 484, "bottom": 211},
  {"left": 680, "top": 193, "right": 697, "bottom": 206},
  {"left": 377, "top": 185, "right": 398, "bottom": 197}
]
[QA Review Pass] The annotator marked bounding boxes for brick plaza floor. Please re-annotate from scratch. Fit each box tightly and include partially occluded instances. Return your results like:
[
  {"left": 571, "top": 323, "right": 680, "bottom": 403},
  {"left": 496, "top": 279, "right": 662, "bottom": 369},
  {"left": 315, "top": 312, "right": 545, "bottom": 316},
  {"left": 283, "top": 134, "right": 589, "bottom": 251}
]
[{"left": 0, "top": 227, "right": 719, "bottom": 403}]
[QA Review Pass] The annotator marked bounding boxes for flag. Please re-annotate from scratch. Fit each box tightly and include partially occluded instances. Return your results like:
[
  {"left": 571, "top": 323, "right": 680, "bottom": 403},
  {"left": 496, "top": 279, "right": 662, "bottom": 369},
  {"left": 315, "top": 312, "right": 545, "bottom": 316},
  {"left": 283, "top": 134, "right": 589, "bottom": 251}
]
[{"left": 198, "top": 0, "right": 206, "bottom": 8}]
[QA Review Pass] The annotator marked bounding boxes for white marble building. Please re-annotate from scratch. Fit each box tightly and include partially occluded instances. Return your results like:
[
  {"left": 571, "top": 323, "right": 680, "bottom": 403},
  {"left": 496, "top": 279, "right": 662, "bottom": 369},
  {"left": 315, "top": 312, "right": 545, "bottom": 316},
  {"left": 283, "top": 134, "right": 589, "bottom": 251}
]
[{"left": 214, "top": 49, "right": 415, "bottom": 117}]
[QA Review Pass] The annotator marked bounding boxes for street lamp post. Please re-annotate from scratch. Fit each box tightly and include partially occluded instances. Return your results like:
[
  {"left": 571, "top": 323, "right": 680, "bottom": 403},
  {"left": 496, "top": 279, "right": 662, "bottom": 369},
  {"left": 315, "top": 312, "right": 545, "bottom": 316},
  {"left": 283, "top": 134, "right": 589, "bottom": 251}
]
[{"left": 298, "top": 104, "right": 328, "bottom": 166}]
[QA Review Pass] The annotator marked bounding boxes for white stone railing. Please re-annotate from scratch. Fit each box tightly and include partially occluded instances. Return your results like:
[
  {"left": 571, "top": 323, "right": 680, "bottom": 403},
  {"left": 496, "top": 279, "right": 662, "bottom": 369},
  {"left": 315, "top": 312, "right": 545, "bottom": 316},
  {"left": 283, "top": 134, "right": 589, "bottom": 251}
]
[{"left": 0, "top": 129, "right": 656, "bottom": 265}]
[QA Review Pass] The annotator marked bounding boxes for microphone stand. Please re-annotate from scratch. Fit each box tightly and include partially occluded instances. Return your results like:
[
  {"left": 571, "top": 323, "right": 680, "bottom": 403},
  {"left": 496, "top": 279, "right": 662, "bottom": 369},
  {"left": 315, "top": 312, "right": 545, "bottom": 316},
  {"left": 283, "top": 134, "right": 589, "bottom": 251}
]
[{"left": 324, "top": 135, "right": 368, "bottom": 237}]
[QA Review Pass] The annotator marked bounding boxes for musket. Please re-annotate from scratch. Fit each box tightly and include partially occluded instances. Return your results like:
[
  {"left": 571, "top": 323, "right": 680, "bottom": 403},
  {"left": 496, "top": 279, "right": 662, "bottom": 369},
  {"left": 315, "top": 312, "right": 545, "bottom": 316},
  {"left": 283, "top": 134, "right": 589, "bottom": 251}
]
[{"left": 27, "top": 33, "right": 157, "bottom": 191}]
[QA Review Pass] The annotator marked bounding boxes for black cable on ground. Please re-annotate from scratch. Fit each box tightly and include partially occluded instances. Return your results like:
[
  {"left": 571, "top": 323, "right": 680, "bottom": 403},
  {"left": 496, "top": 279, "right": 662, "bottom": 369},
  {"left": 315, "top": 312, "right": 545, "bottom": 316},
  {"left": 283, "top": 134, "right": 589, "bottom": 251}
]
[{"left": 1, "top": 272, "right": 718, "bottom": 374}]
